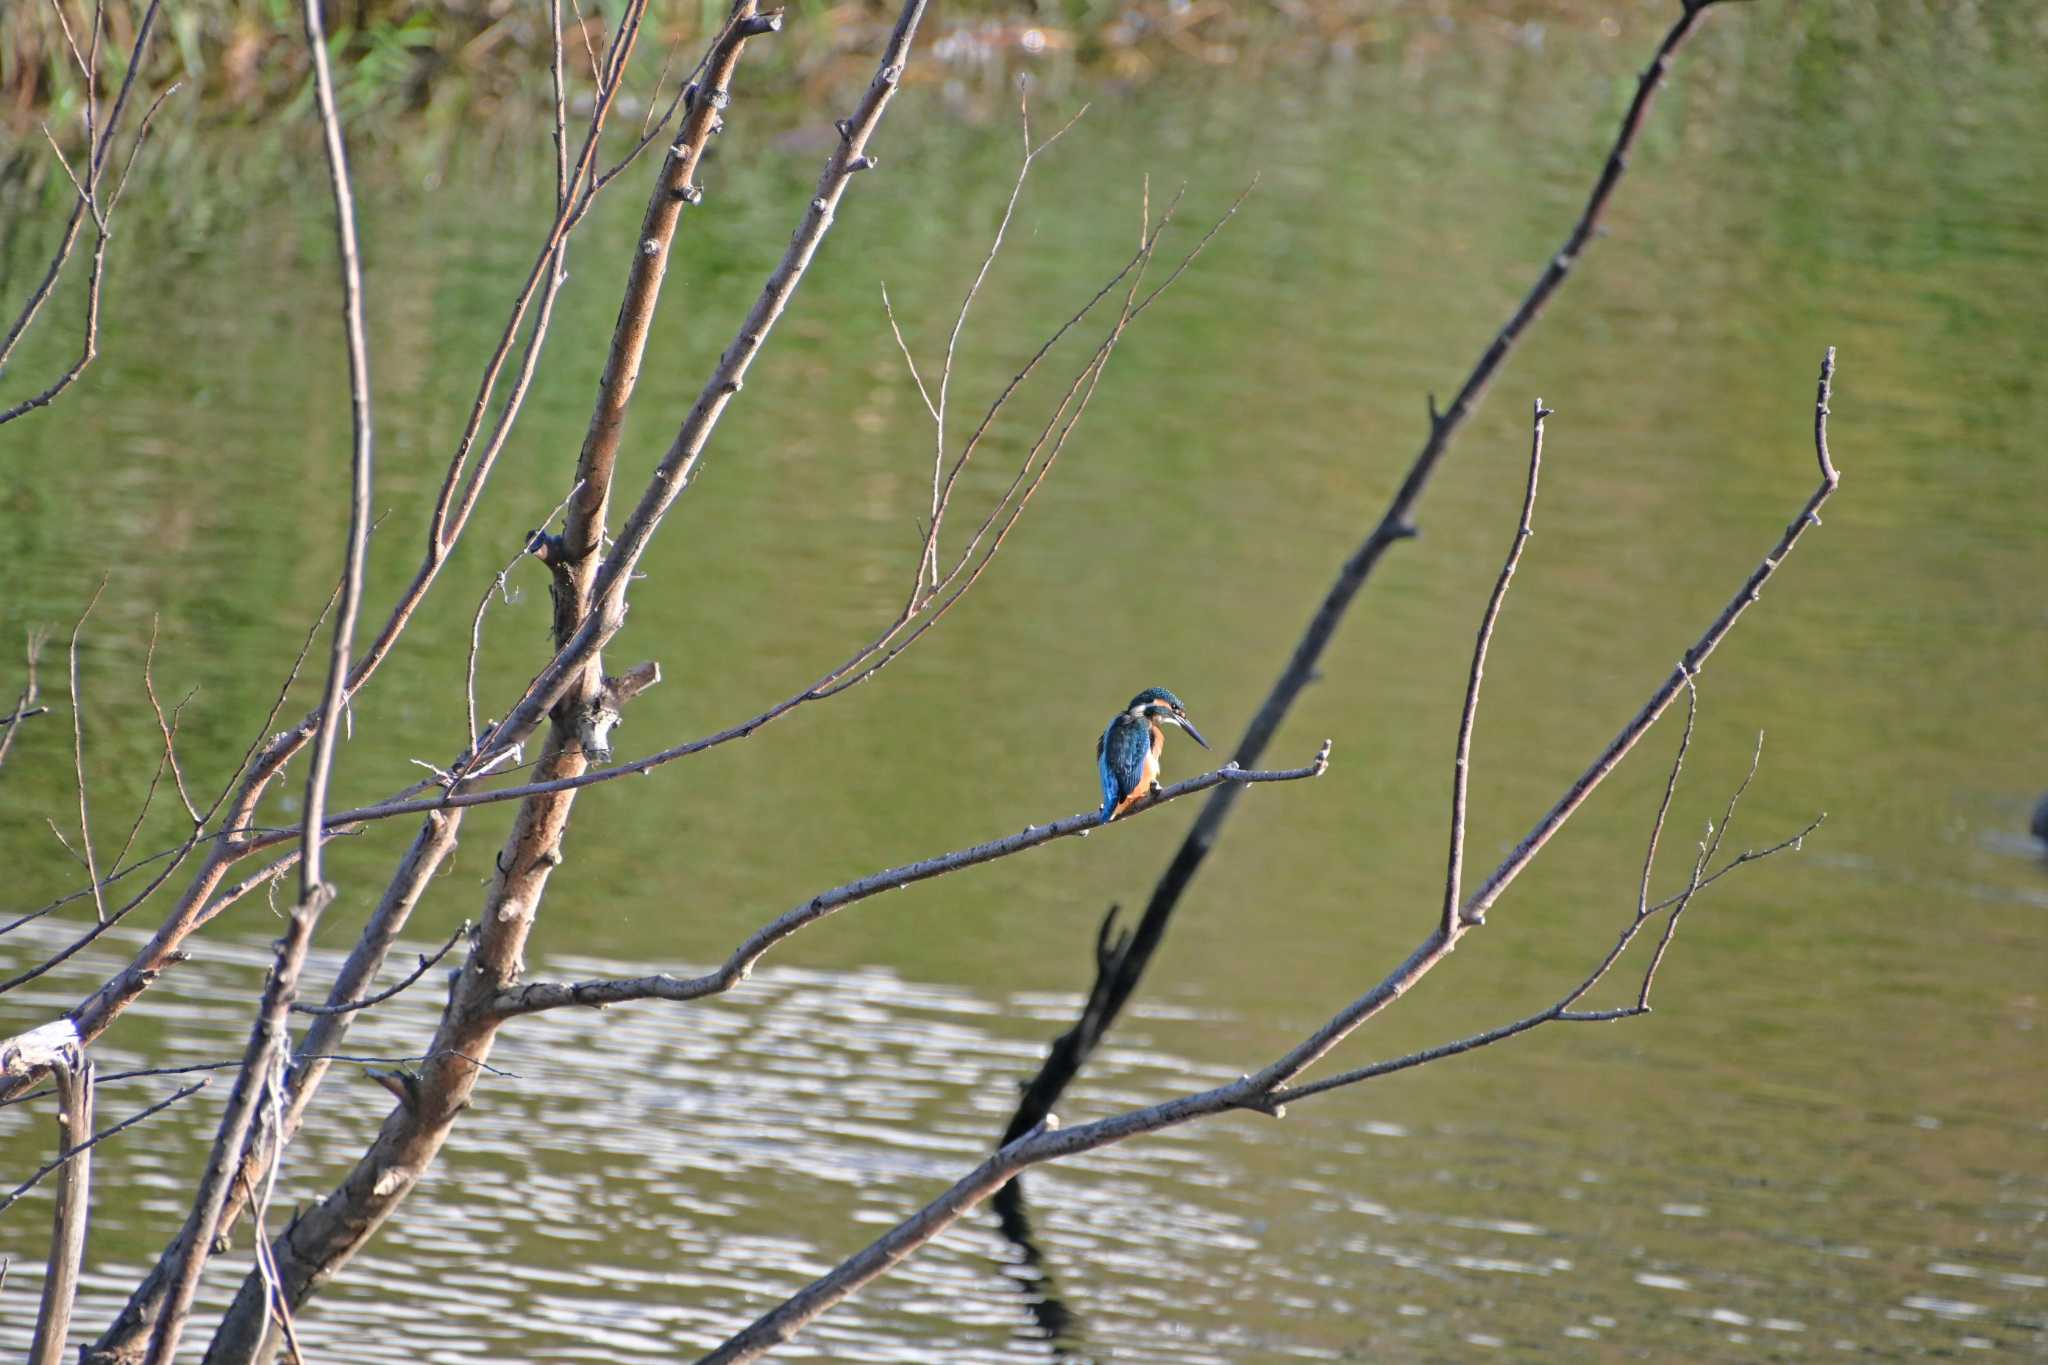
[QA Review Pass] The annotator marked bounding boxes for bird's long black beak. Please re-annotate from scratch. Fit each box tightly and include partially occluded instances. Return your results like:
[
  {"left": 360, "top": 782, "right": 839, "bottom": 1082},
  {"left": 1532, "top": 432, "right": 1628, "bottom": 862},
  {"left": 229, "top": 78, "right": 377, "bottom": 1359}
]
[{"left": 1176, "top": 714, "right": 1210, "bottom": 749}]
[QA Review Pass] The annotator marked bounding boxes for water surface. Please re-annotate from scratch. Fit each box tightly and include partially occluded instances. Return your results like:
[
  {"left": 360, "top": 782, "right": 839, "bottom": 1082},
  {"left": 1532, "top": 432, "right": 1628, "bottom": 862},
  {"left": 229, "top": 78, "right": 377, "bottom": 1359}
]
[{"left": 2, "top": 4, "right": 2044, "bottom": 1359}]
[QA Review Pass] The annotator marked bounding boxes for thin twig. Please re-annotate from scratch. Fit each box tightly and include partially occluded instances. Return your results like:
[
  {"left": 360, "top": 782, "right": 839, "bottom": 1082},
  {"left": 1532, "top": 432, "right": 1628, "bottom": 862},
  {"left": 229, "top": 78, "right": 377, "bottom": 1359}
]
[
  {"left": 111, "top": 621, "right": 192, "bottom": 874},
  {"left": 0, "top": 0, "right": 167, "bottom": 426},
  {"left": 67, "top": 576, "right": 110, "bottom": 921},
  {"left": 141, "top": 616, "right": 203, "bottom": 825},
  {"left": 1442, "top": 401, "right": 1547, "bottom": 935},
  {"left": 550, "top": 0, "right": 569, "bottom": 212},
  {"left": 879, "top": 283, "right": 937, "bottom": 423},
  {"left": 141, "top": 1, "right": 373, "bottom": 1354},
  {"left": 107, "top": 82, "right": 179, "bottom": 215},
  {"left": 291, "top": 922, "right": 466, "bottom": 1016},
  {"left": 1638, "top": 728, "right": 1765, "bottom": 1005},
  {"left": 468, "top": 485, "right": 580, "bottom": 754},
  {"left": 245, "top": 1052, "right": 306, "bottom": 1364},
  {"left": 0, "top": 630, "right": 49, "bottom": 772},
  {"left": 1637, "top": 674, "right": 1695, "bottom": 916},
  {"left": 39, "top": 122, "right": 93, "bottom": 212},
  {"left": 295, "top": 0, "right": 376, "bottom": 902},
  {"left": 565, "top": 0, "right": 603, "bottom": 87},
  {"left": 1645, "top": 814, "right": 1825, "bottom": 920},
  {"left": 913, "top": 88, "right": 1088, "bottom": 594}
]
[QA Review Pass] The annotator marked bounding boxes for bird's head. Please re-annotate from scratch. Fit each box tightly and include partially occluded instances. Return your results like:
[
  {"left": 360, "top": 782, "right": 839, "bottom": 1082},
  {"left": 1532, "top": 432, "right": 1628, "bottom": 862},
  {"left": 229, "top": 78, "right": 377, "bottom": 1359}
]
[{"left": 1126, "top": 687, "right": 1209, "bottom": 749}]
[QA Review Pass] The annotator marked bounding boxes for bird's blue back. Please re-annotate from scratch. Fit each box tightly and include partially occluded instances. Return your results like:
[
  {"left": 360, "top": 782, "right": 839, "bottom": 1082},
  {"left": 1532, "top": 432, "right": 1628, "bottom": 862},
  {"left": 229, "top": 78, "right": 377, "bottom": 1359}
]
[{"left": 1097, "top": 712, "right": 1153, "bottom": 822}]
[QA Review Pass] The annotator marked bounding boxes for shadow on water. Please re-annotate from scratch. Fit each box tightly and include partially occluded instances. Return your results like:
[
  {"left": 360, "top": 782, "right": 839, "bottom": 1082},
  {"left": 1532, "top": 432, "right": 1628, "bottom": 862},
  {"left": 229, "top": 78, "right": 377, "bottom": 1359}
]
[{"left": 992, "top": 1184, "right": 1088, "bottom": 1359}]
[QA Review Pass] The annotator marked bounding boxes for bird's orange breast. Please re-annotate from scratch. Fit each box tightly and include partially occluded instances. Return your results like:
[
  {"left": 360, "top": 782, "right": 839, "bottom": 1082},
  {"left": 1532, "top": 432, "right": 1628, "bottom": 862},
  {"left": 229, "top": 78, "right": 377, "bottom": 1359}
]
[{"left": 1111, "top": 722, "right": 1165, "bottom": 818}]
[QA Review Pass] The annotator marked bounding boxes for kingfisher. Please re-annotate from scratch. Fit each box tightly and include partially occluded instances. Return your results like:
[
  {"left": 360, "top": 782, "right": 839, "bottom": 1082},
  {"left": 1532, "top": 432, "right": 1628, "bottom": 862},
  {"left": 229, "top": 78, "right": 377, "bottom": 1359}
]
[{"left": 1097, "top": 687, "right": 1210, "bottom": 823}]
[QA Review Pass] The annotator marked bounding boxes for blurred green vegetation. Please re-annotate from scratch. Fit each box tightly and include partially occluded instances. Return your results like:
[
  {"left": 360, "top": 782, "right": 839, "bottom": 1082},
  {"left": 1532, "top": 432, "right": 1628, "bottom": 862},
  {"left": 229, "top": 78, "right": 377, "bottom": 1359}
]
[
  {"left": 0, "top": 0, "right": 1862, "bottom": 145},
  {"left": 11, "top": 0, "right": 2044, "bottom": 159},
  {"left": 10, "top": 0, "right": 2042, "bottom": 192}
]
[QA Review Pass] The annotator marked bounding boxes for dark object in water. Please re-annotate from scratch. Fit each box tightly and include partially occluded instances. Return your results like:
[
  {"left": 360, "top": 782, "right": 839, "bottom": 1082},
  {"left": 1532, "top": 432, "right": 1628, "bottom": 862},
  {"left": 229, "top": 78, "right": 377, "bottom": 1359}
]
[{"left": 2032, "top": 792, "right": 2048, "bottom": 845}]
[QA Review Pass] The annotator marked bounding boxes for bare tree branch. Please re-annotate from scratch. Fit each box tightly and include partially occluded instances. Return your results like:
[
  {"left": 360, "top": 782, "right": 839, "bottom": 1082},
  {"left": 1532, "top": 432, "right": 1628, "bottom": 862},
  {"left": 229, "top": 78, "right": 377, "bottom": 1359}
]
[
  {"left": 27, "top": 1055, "right": 91, "bottom": 1365},
  {"left": 139, "top": 616, "right": 203, "bottom": 829},
  {"left": 0, "top": 0, "right": 169, "bottom": 426},
  {"left": 998, "top": 0, "right": 1744, "bottom": 1154},
  {"left": 0, "top": 0, "right": 672, "bottom": 1109},
  {"left": 489, "top": 746, "right": 1332, "bottom": 1019},
  {"left": 468, "top": 0, "right": 933, "bottom": 776},
  {"left": 140, "top": 0, "right": 378, "bottom": 1351},
  {"left": 140, "top": 914, "right": 313, "bottom": 1365},
  {"left": 1279, "top": 679, "right": 1705, "bottom": 1093},
  {"left": 705, "top": 350, "right": 1841, "bottom": 1360},
  {"left": 191, "top": 5, "right": 865, "bottom": 1357},
  {"left": 294, "top": 0, "right": 376, "bottom": 905},
  {"left": 214, "top": 184, "right": 1232, "bottom": 854},
  {"left": 1443, "top": 401, "right": 1547, "bottom": 936},
  {"left": 0, "top": 629, "right": 50, "bottom": 773},
  {"left": 1457, "top": 348, "right": 1839, "bottom": 927},
  {"left": 66, "top": 576, "right": 110, "bottom": 922},
  {"left": 550, "top": 0, "right": 569, "bottom": 212},
  {"left": 1245, "top": 355, "right": 1840, "bottom": 1106},
  {"left": 468, "top": 485, "right": 582, "bottom": 755},
  {"left": 291, "top": 922, "right": 467, "bottom": 1017}
]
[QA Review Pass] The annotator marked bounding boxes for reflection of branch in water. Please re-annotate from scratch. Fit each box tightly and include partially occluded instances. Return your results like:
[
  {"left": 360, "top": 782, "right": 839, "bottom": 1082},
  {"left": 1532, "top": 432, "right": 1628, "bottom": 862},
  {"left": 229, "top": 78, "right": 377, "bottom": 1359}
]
[{"left": 992, "top": 1184, "right": 1086, "bottom": 1358}]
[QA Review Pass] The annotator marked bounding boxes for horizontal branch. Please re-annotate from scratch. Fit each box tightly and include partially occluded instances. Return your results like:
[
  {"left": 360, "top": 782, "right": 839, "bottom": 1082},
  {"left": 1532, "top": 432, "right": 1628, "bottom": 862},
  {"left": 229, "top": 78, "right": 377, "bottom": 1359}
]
[{"left": 490, "top": 744, "right": 1331, "bottom": 1019}]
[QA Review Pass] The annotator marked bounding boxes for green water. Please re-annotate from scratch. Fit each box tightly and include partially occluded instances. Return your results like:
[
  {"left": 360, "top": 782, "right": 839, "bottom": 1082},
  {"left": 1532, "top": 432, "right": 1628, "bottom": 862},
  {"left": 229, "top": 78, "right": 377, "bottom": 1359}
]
[{"left": 2, "top": 4, "right": 2044, "bottom": 1360}]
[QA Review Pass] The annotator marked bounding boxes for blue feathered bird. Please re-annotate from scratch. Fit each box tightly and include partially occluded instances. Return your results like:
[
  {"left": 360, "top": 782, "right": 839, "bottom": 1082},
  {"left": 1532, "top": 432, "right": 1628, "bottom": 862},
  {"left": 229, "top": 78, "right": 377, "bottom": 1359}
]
[{"left": 1097, "top": 687, "right": 1209, "bottom": 823}]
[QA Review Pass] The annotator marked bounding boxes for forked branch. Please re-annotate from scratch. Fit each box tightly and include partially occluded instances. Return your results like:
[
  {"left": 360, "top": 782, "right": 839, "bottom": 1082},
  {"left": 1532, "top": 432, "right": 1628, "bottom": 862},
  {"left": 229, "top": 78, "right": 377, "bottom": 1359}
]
[
  {"left": 0, "top": 0, "right": 170, "bottom": 426},
  {"left": 0, "top": 0, "right": 670, "bottom": 1111},
  {"left": 209, "top": 176, "right": 1237, "bottom": 853},
  {"left": 706, "top": 353, "right": 1840, "bottom": 1361},
  {"left": 998, "top": 0, "right": 1744, "bottom": 1151}
]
